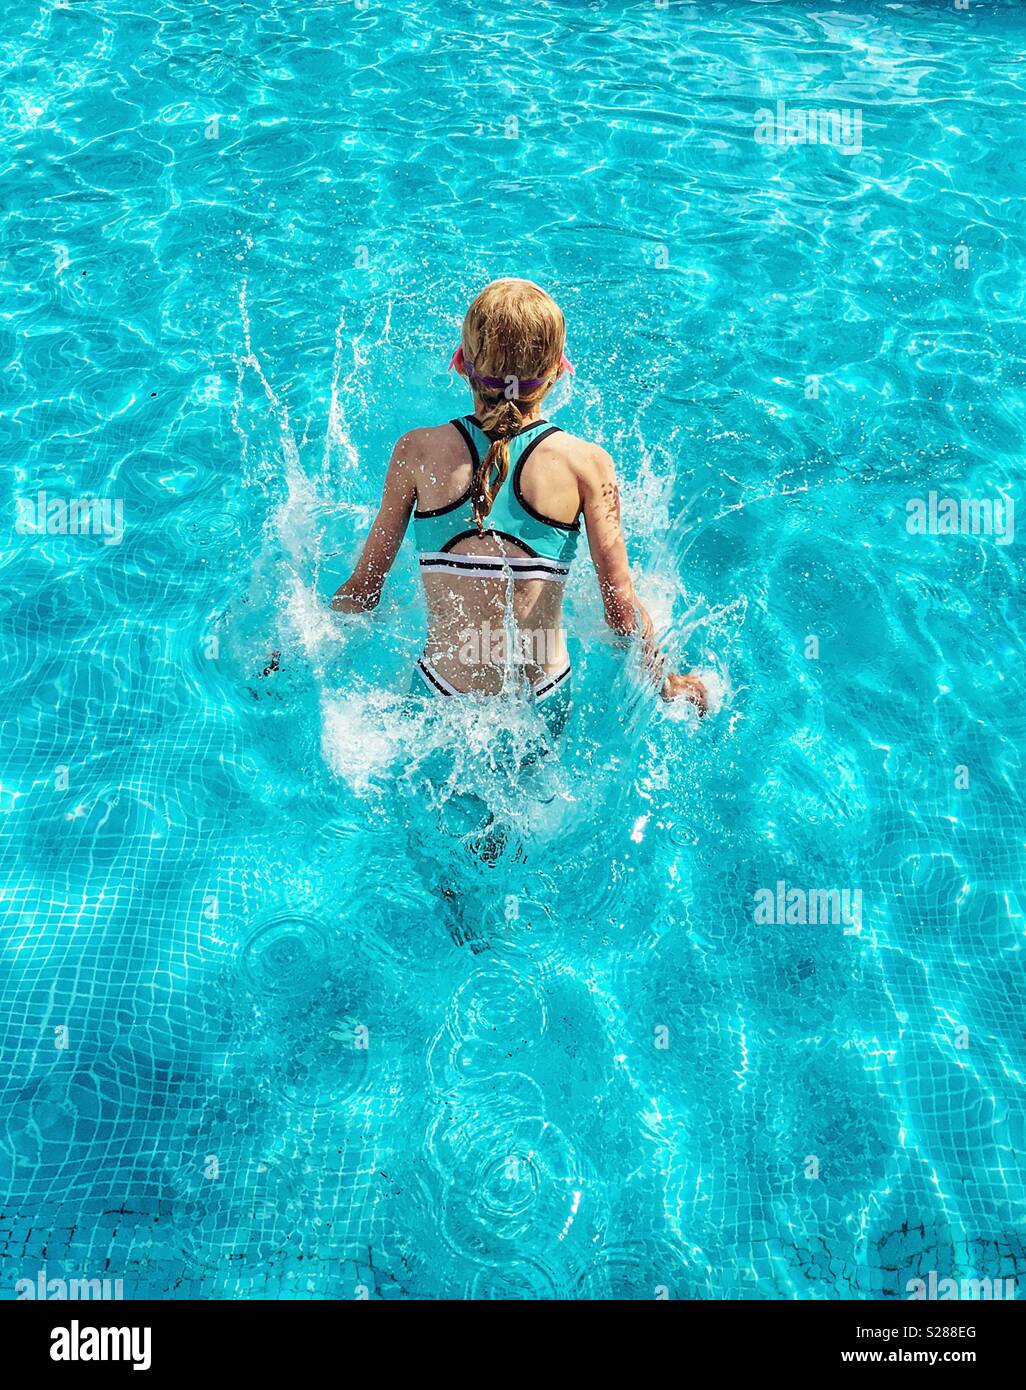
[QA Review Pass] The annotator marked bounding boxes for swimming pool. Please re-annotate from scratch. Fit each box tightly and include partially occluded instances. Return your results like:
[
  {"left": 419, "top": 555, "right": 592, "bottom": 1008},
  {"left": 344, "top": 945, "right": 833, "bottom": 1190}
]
[{"left": 2, "top": 0, "right": 1024, "bottom": 1301}]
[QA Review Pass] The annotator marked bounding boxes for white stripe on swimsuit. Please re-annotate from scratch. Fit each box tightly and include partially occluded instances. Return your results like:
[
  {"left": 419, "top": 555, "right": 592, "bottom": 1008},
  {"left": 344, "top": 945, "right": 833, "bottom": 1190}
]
[{"left": 418, "top": 551, "right": 569, "bottom": 583}]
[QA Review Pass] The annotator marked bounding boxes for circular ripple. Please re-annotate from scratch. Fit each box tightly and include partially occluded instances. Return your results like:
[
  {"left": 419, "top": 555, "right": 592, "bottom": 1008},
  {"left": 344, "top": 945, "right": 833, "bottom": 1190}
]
[
  {"left": 451, "top": 965, "right": 547, "bottom": 1044},
  {"left": 166, "top": 507, "right": 242, "bottom": 557},
  {"left": 427, "top": 1076, "right": 593, "bottom": 1263},
  {"left": 574, "top": 1239, "right": 703, "bottom": 1300},
  {"left": 241, "top": 914, "right": 330, "bottom": 998},
  {"left": 469, "top": 1257, "right": 568, "bottom": 1300}
]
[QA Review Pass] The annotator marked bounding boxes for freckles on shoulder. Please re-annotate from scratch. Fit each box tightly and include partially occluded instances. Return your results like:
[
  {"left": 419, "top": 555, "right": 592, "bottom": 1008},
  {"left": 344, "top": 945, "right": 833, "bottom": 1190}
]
[{"left": 600, "top": 478, "right": 622, "bottom": 524}]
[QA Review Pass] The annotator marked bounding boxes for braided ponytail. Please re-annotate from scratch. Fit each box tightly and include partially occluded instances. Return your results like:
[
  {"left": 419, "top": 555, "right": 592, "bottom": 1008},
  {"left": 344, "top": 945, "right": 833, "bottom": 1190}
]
[
  {"left": 472, "top": 396, "right": 523, "bottom": 531},
  {"left": 458, "top": 279, "right": 567, "bottom": 533}
]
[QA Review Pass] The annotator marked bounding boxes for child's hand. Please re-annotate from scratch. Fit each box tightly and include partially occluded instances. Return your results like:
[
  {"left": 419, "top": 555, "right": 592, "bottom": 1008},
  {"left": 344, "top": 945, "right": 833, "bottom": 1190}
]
[
  {"left": 661, "top": 671, "right": 707, "bottom": 716},
  {"left": 330, "top": 578, "right": 380, "bottom": 613}
]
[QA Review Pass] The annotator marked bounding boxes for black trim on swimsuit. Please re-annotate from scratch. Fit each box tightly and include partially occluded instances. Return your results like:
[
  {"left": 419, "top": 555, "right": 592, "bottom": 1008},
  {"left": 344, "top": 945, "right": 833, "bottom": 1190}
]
[
  {"left": 421, "top": 555, "right": 568, "bottom": 576},
  {"left": 512, "top": 427, "right": 582, "bottom": 532},
  {"left": 533, "top": 664, "right": 572, "bottom": 699},
  {"left": 451, "top": 417, "right": 480, "bottom": 465},
  {"left": 438, "top": 529, "right": 542, "bottom": 558},
  {"left": 412, "top": 418, "right": 579, "bottom": 532},
  {"left": 416, "top": 659, "right": 451, "bottom": 697},
  {"left": 412, "top": 420, "right": 477, "bottom": 519}
]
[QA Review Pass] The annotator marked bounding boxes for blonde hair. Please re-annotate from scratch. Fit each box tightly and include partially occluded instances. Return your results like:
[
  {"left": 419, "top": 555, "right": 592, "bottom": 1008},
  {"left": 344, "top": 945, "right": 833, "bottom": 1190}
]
[{"left": 460, "top": 278, "right": 566, "bottom": 531}]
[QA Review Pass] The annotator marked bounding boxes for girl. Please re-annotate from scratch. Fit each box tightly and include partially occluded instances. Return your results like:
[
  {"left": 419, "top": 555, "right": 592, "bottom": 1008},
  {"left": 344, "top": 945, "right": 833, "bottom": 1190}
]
[{"left": 331, "top": 278, "right": 707, "bottom": 736}]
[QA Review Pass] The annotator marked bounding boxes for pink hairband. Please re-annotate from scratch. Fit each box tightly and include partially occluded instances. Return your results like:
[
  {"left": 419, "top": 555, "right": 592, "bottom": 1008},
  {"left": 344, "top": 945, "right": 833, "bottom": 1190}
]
[{"left": 447, "top": 344, "right": 575, "bottom": 390}]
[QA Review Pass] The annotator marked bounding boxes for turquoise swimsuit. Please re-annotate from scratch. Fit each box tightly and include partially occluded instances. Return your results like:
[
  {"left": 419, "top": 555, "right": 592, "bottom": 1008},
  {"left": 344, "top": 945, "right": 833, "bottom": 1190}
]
[{"left": 411, "top": 415, "right": 581, "bottom": 739}]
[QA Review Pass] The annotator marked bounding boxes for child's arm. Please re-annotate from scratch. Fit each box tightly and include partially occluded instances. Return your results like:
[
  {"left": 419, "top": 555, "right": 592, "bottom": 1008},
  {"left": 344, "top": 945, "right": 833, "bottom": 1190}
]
[
  {"left": 580, "top": 445, "right": 706, "bottom": 712},
  {"left": 331, "top": 434, "right": 417, "bottom": 612}
]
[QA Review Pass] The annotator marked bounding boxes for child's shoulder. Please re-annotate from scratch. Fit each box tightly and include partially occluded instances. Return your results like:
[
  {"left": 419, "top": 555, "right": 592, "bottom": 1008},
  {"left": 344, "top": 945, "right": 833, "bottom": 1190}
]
[
  {"left": 391, "top": 422, "right": 461, "bottom": 458},
  {"left": 543, "top": 427, "right": 615, "bottom": 478}
]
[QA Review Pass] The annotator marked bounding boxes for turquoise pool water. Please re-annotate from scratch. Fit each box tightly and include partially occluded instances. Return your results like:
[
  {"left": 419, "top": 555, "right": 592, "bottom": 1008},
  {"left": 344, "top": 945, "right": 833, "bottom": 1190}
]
[{"left": 2, "top": 0, "right": 1025, "bottom": 1300}]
